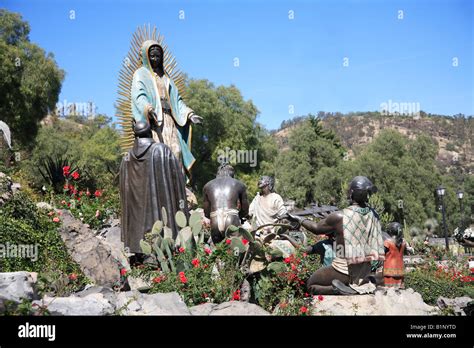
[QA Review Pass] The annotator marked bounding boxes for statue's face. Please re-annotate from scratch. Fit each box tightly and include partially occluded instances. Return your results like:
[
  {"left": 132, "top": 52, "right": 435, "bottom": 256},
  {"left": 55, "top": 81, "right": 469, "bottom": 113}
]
[
  {"left": 148, "top": 45, "right": 163, "bottom": 70},
  {"left": 258, "top": 176, "right": 273, "bottom": 191},
  {"left": 258, "top": 178, "right": 268, "bottom": 189}
]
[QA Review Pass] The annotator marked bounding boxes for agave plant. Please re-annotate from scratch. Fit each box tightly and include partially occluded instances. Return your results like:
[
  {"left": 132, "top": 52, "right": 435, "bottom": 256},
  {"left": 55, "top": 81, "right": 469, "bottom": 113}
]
[{"left": 38, "top": 155, "right": 77, "bottom": 193}]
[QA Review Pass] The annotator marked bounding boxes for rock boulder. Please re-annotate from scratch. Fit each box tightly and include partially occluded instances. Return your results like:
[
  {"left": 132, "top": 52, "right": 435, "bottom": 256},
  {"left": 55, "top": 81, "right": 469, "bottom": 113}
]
[
  {"left": 0, "top": 272, "right": 37, "bottom": 303},
  {"left": 311, "top": 288, "right": 438, "bottom": 315},
  {"left": 34, "top": 293, "right": 114, "bottom": 316},
  {"left": 58, "top": 210, "right": 124, "bottom": 286},
  {"left": 115, "top": 291, "right": 191, "bottom": 315},
  {"left": 190, "top": 301, "right": 270, "bottom": 316}
]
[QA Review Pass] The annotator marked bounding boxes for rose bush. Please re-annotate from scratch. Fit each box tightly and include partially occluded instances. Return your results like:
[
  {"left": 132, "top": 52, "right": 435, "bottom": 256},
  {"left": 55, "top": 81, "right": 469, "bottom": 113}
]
[
  {"left": 49, "top": 166, "right": 119, "bottom": 229},
  {"left": 405, "top": 258, "right": 474, "bottom": 304},
  {"left": 253, "top": 249, "right": 321, "bottom": 315}
]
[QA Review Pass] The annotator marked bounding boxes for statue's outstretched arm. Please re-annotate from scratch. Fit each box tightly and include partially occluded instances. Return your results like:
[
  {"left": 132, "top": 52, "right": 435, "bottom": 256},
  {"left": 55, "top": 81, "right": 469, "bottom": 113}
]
[
  {"left": 288, "top": 211, "right": 340, "bottom": 236},
  {"left": 176, "top": 89, "right": 202, "bottom": 124}
]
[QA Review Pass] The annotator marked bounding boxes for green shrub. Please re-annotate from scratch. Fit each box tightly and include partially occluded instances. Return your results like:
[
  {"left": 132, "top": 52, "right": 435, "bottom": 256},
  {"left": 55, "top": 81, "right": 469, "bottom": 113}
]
[
  {"left": 253, "top": 250, "right": 321, "bottom": 315},
  {"left": 405, "top": 269, "right": 471, "bottom": 305},
  {"left": 445, "top": 142, "right": 456, "bottom": 151},
  {"left": 2, "top": 192, "right": 40, "bottom": 226},
  {"left": 461, "top": 286, "right": 474, "bottom": 298},
  {"left": 0, "top": 192, "right": 86, "bottom": 294}
]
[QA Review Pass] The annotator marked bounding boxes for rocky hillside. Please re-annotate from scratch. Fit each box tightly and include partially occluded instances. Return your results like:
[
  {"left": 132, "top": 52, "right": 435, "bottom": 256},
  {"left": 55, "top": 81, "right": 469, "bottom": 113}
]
[{"left": 274, "top": 113, "right": 473, "bottom": 174}]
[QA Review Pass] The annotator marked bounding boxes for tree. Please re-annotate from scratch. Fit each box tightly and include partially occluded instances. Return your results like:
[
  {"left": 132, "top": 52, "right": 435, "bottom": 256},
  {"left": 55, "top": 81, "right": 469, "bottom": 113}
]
[
  {"left": 313, "top": 130, "right": 452, "bottom": 231},
  {"left": 275, "top": 115, "right": 345, "bottom": 205},
  {"left": 185, "top": 79, "right": 262, "bottom": 195},
  {"left": 24, "top": 114, "right": 121, "bottom": 192},
  {"left": 0, "top": 10, "right": 64, "bottom": 148}
]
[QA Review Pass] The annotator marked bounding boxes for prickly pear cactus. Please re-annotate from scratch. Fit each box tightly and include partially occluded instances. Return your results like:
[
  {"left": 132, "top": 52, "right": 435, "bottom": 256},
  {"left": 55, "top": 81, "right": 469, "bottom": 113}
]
[{"left": 139, "top": 209, "right": 209, "bottom": 274}]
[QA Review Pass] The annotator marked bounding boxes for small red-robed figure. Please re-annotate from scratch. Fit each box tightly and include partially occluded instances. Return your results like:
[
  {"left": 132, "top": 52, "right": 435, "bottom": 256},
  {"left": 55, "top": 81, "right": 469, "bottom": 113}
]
[{"left": 383, "top": 222, "right": 413, "bottom": 288}]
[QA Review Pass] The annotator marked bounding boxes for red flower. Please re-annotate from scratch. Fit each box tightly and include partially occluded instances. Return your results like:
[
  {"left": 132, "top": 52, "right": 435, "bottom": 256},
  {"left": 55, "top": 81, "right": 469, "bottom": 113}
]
[
  {"left": 86, "top": 190, "right": 91, "bottom": 196},
  {"left": 300, "top": 306, "right": 308, "bottom": 314},
  {"left": 77, "top": 197, "right": 81, "bottom": 201},
  {"left": 284, "top": 257, "right": 291, "bottom": 264},
  {"left": 120, "top": 268, "right": 127, "bottom": 276},
  {"left": 62, "top": 166, "right": 70, "bottom": 176},
  {"left": 153, "top": 276, "right": 164, "bottom": 283},
  {"left": 52, "top": 217, "right": 60, "bottom": 223},
  {"left": 67, "top": 202, "right": 71, "bottom": 207},
  {"left": 304, "top": 292, "right": 309, "bottom": 297},
  {"left": 94, "top": 190, "right": 102, "bottom": 197},
  {"left": 303, "top": 252, "right": 308, "bottom": 257},
  {"left": 204, "top": 248, "right": 212, "bottom": 255},
  {"left": 225, "top": 239, "right": 231, "bottom": 245},
  {"left": 291, "top": 264, "right": 297, "bottom": 271},
  {"left": 179, "top": 247, "right": 185, "bottom": 253},
  {"left": 63, "top": 184, "right": 69, "bottom": 191},
  {"left": 242, "top": 239, "right": 249, "bottom": 245},
  {"left": 47, "top": 211, "right": 54, "bottom": 216},
  {"left": 191, "top": 258, "right": 200, "bottom": 268},
  {"left": 232, "top": 289, "right": 241, "bottom": 301},
  {"left": 61, "top": 200, "right": 67, "bottom": 205},
  {"left": 202, "top": 293, "right": 208, "bottom": 298},
  {"left": 179, "top": 271, "right": 187, "bottom": 284},
  {"left": 318, "top": 295, "right": 324, "bottom": 301},
  {"left": 71, "top": 171, "right": 80, "bottom": 180},
  {"left": 68, "top": 273, "right": 77, "bottom": 281}
]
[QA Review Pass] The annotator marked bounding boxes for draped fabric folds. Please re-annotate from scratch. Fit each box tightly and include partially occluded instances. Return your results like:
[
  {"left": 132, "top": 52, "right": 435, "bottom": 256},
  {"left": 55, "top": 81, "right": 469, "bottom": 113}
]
[{"left": 120, "top": 138, "right": 189, "bottom": 253}]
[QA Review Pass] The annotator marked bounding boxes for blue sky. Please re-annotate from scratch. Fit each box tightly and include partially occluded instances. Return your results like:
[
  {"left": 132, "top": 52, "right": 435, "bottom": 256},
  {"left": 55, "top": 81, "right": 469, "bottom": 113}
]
[{"left": 4, "top": 0, "right": 473, "bottom": 130}]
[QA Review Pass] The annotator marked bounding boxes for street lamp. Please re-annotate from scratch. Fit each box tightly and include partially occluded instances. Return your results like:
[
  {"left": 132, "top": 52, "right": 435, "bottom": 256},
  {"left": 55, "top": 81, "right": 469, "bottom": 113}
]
[
  {"left": 436, "top": 186, "right": 446, "bottom": 197},
  {"left": 457, "top": 189, "right": 465, "bottom": 233},
  {"left": 436, "top": 186, "right": 449, "bottom": 251}
]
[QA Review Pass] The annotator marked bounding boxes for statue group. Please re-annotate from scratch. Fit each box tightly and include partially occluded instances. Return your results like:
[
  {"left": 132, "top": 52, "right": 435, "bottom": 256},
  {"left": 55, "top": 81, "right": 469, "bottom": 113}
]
[
  {"left": 118, "top": 27, "right": 202, "bottom": 263},
  {"left": 118, "top": 26, "right": 409, "bottom": 295}
]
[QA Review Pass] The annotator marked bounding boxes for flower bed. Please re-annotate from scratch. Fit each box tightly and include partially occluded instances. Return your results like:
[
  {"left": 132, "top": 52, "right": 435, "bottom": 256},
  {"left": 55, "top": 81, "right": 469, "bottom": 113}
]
[
  {"left": 130, "top": 240, "right": 244, "bottom": 307},
  {"left": 48, "top": 167, "right": 119, "bottom": 230},
  {"left": 405, "top": 258, "right": 473, "bottom": 304}
]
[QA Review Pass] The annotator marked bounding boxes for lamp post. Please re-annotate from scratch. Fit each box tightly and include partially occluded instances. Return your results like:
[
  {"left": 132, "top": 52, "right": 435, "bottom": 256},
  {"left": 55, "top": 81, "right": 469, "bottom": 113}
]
[
  {"left": 457, "top": 190, "right": 464, "bottom": 233},
  {"left": 436, "top": 186, "right": 449, "bottom": 251},
  {"left": 397, "top": 199, "right": 406, "bottom": 231}
]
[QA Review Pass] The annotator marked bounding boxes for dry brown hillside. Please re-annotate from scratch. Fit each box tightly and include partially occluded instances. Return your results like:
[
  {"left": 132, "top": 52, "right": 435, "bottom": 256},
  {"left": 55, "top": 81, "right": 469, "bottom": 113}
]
[{"left": 274, "top": 113, "right": 473, "bottom": 174}]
